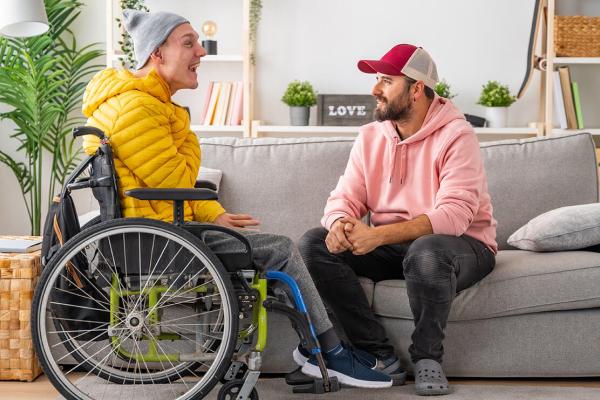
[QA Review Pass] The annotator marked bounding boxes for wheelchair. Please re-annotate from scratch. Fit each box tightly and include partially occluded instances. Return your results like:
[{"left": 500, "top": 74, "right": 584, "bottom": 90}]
[{"left": 31, "top": 127, "right": 340, "bottom": 400}]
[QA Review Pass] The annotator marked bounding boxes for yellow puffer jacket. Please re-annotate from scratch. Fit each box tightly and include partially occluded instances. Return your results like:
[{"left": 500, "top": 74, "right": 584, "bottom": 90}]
[{"left": 81, "top": 68, "right": 225, "bottom": 222}]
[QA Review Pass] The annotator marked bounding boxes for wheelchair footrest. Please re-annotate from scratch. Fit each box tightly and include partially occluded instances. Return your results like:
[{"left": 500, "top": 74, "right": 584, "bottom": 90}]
[
  {"left": 285, "top": 367, "right": 314, "bottom": 386},
  {"left": 286, "top": 367, "right": 341, "bottom": 394}
]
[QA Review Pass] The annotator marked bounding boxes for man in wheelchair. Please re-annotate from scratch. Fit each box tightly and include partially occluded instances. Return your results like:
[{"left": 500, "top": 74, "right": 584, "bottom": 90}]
[{"left": 33, "top": 8, "right": 394, "bottom": 400}]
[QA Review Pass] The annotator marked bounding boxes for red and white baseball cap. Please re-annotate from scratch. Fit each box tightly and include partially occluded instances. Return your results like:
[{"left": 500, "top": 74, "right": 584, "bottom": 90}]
[{"left": 358, "top": 44, "right": 438, "bottom": 90}]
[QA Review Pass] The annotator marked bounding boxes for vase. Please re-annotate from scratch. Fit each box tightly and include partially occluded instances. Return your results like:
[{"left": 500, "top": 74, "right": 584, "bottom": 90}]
[
  {"left": 485, "top": 107, "right": 509, "bottom": 128},
  {"left": 290, "top": 106, "right": 310, "bottom": 126}
]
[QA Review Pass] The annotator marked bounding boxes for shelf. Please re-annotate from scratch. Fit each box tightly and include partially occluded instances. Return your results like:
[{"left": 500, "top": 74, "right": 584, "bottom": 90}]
[
  {"left": 553, "top": 57, "right": 600, "bottom": 65},
  {"left": 190, "top": 125, "right": 244, "bottom": 133},
  {"left": 110, "top": 54, "right": 243, "bottom": 63},
  {"left": 252, "top": 125, "right": 539, "bottom": 137},
  {"left": 551, "top": 128, "right": 600, "bottom": 136},
  {"left": 202, "top": 55, "right": 244, "bottom": 62},
  {"left": 254, "top": 125, "right": 360, "bottom": 134},
  {"left": 473, "top": 127, "right": 539, "bottom": 135}
]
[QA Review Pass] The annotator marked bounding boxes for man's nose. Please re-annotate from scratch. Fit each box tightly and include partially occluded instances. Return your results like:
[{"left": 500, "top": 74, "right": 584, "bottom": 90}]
[
  {"left": 372, "top": 84, "right": 382, "bottom": 97},
  {"left": 198, "top": 44, "right": 207, "bottom": 57}
]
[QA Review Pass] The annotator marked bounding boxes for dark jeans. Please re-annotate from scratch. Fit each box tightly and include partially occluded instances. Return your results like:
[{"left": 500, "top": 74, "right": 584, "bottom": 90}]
[{"left": 298, "top": 228, "right": 495, "bottom": 363}]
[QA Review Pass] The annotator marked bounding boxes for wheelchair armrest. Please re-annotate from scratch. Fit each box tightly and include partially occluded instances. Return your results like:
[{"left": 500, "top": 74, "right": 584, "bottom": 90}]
[
  {"left": 73, "top": 126, "right": 106, "bottom": 140},
  {"left": 195, "top": 180, "right": 217, "bottom": 191},
  {"left": 183, "top": 223, "right": 254, "bottom": 270},
  {"left": 125, "top": 188, "right": 218, "bottom": 201}
]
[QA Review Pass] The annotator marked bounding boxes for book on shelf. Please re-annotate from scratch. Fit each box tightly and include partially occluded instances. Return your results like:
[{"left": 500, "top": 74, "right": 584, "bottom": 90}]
[
  {"left": 200, "top": 81, "right": 243, "bottom": 126},
  {"left": 199, "top": 80, "right": 214, "bottom": 124},
  {"left": 552, "top": 70, "right": 568, "bottom": 129},
  {"left": 571, "top": 81, "right": 585, "bottom": 129},
  {"left": 230, "top": 81, "right": 243, "bottom": 126},
  {"left": 558, "top": 66, "right": 578, "bottom": 129},
  {"left": 203, "top": 81, "right": 222, "bottom": 125},
  {"left": 0, "top": 237, "right": 42, "bottom": 253},
  {"left": 225, "top": 81, "right": 239, "bottom": 125},
  {"left": 214, "top": 81, "right": 233, "bottom": 126}
]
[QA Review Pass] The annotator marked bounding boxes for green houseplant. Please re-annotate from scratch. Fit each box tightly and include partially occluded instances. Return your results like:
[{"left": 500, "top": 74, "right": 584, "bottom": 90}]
[
  {"left": 281, "top": 80, "right": 317, "bottom": 126},
  {"left": 434, "top": 79, "right": 457, "bottom": 99},
  {"left": 0, "top": 0, "right": 104, "bottom": 235},
  {"left": 477, "top": 80, "right": 516, "bottom": 128}
]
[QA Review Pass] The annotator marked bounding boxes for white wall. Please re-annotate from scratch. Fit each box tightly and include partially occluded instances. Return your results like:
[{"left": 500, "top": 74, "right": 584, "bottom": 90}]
[{"left": 1, "top": 0, "right": 599, "bottom": 234}]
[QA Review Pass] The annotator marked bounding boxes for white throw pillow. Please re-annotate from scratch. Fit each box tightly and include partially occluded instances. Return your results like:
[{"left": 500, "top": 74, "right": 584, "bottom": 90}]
[
  {"left": 507, "top": 203, "right": 600, "bottom": 252},
  {"left": 198, "top": 166, "right": 223, "bottom": 192}
]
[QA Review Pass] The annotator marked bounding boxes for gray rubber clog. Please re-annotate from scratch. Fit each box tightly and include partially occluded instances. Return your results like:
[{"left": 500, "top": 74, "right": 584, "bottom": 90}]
[{"left": 414, "top": 359, "right": 451, "bottom": 396}]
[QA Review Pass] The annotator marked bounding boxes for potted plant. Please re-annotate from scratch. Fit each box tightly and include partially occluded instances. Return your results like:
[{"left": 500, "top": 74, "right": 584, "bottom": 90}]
[
  {"left": 0, "top": 0, "right": 103, "bottom": 234},
  {"left": 434, "top": 79, "right": 457, "bottom": 99},
  {"left": 477, "top": 80, "right": 516, "bottom": 128},
  {"left": 281, "top": 80, "right": 317, "bottom": 126}
]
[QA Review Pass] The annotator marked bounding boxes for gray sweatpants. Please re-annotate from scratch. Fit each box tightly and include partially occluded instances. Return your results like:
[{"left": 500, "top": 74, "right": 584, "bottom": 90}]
[{"left": 199, "top": 229, "right": 333, "bottom": 335}]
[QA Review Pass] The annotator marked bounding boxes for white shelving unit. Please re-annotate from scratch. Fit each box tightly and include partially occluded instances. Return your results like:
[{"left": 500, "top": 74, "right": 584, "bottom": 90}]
[
  {"left": 190, "top": 124, "right": 244, "bottom": 137},
  {"left": 552, "top": 128, "right": 600, "bottom": 136},
  {"left": 543, "top": 0, "right": 598, "bottom": 136},
  {"left": 105, "top": 0, "right": 253, "bottom": 138},
  {"left": 252, "top": 123, "right": 540, "bottom": 139},
  {"left": 554, "top": 57, "right": 600, "bottom": 65},
  {"left": 110, "top": 54, "right": 244, "bottom": 63}
]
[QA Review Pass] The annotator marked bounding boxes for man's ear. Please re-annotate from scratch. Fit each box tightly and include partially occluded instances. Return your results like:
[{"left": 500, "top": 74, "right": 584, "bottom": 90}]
[
  {"left": 149, "top": 47, "right": 163, "bottom": 63},
  {"left": 414, "top": 81, "right": 425, "bottom": 100}
]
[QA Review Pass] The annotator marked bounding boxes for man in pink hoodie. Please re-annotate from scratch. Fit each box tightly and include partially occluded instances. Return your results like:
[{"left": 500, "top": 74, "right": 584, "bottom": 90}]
[{"left": 299, "top": 44, "right": 497, "bottom": 396}]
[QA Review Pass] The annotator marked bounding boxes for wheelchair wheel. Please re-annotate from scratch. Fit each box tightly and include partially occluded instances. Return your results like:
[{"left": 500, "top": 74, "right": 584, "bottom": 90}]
[
  {"left": 81, "top": 214, "right": 102, "bottom": 230},
  {"left": 32, "top": 218, "right": 239, "bottom": 400}
]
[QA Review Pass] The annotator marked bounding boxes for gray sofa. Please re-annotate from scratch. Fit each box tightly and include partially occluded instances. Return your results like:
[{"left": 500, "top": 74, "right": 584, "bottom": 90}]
[{"left": 200, "top": 132, "right": 600, "bottom": 378}]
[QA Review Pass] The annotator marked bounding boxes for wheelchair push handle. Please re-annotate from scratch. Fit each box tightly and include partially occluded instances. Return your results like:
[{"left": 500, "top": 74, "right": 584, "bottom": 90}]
[{"left": 73, "top": 126, "right": 106, "bottom": 140}]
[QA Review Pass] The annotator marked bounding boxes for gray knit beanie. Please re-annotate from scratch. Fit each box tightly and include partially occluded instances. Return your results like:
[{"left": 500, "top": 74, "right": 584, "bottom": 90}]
[{"left": 123, "top": 9, "right": 189, "bottom": 70}]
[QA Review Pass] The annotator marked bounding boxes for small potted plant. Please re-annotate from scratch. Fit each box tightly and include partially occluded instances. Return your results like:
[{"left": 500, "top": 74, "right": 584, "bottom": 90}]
[
  {"left": 281, "top": 80, "right": 317, "bottom": 126},
  {"left": 477, "top": 80, "right": 516, "bottom": 128},
  {"left": 434, "top": 79, "right": 457, "bottom": 99}
]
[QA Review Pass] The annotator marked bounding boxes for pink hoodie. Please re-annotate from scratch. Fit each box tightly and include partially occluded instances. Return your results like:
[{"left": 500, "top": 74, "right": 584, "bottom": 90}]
[{"left": 322, "top": 96, "right": 498, "bottom": 254}]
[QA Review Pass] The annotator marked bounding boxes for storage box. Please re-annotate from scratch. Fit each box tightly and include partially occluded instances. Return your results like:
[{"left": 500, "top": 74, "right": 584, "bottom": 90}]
[
  {"left": 316, "top": 94, "right": 376, "bottom": 126},
  {"left": 555, "top": 16, "right": 600, "bottom": 57},
  {"left": 0, "top": 236, "right": 42, "bottom": 381}
]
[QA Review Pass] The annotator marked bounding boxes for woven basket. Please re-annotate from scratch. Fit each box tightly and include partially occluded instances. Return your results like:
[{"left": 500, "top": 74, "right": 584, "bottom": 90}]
[
  {"left": 555, "top": 16, "right": 600, "bottom": 57},
  {"left": 0, "top": 236, "right": 42, "bottom": 382}
]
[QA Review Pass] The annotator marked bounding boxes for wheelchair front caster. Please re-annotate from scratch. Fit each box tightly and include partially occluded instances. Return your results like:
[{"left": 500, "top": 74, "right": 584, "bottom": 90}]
[{"left": 218, "top": 379, "right": 259, "bottom": 400}]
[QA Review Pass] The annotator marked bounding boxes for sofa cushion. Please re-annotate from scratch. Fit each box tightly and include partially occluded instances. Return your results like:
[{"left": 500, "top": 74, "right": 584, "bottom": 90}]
[
  {"left": 372, "top": 249, "right": 600, "bottom": 321},
  {"left": 508, "top": 203, "right": 600, "bottom": 251},
  {"left": 480, "top": 133, "right": 598, "bottom": 250}
]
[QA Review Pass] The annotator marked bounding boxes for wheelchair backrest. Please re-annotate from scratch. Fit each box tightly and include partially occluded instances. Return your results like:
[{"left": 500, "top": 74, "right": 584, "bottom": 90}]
[{"left": 90, "top": 142, "right": 121, "bottom": 221}]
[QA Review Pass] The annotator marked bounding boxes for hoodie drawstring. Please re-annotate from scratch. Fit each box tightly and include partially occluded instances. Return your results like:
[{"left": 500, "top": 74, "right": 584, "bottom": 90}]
[
  {"left": 399, "top": 145, "right": 408, "bottom": 184},
  {"left": 389, "top": 137, "right": 398, "bottom": 183},
  {"left": 389, "top": 137, "right": 408, "bottom": 184}
]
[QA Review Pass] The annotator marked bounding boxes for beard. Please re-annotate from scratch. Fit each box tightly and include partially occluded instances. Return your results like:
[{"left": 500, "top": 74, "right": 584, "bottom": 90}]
[{"left": 374, "top": 91, "right": 413, "bottom": 122}]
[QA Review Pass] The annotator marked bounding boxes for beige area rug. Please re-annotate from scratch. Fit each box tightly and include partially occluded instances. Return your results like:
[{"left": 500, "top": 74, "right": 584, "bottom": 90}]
[{"left": 58, "top": 376, "right": 600, "bottom": 400}]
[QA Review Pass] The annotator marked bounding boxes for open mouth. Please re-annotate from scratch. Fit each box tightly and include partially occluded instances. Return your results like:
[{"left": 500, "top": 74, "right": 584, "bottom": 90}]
[{"left": 189, "top": 62, "right": 200, "bottom": 72}]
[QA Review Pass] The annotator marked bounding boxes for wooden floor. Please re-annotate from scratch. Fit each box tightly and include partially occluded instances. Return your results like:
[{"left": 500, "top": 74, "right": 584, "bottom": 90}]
[{"left": 2, "top": 375, "right": 600, "bottom": 400}]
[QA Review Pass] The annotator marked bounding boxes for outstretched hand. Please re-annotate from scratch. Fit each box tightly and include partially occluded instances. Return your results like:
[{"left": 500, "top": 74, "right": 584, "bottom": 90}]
[{"left": 213, "top": 213, "right": 260, "bottom": 229}]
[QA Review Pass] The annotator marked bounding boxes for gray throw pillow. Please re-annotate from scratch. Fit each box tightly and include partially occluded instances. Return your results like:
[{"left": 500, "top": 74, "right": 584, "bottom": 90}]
[{"left": 507, "top": 203, "right": 600, "bottom": 251}]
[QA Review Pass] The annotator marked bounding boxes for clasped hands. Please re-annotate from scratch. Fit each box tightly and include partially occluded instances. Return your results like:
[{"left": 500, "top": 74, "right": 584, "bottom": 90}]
[{"left": 325, "top": 216, "right": 382, "bottom": 256}]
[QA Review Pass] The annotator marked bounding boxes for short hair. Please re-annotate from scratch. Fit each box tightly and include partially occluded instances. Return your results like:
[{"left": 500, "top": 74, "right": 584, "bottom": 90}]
[{"left": 403, "top": 76, "right": 435, "bottom": 100}]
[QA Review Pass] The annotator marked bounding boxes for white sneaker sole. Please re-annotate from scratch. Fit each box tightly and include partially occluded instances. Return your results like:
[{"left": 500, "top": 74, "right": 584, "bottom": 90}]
[
  {"left": 301, "top": 361, "right": 392, "bottom": 389},
  {"left": 292, "top": 348, "right": 308, "bottom": 367}
]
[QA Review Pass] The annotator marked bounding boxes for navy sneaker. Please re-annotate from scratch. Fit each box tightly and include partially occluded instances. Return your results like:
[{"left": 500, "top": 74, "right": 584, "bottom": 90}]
[
  {"left": 293, "top": 343, "right": 376, "bottom": 368},
  {"left": 301, "top": 346, "right": 392, "bottom": 389}
]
